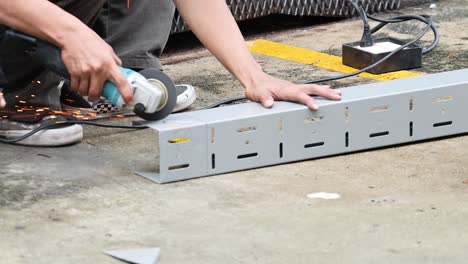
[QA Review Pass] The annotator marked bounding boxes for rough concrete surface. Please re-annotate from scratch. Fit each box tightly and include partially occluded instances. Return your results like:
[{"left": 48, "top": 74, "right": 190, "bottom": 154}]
[{"left": 1, "top": 0, "right": 468, "bottom": 263}]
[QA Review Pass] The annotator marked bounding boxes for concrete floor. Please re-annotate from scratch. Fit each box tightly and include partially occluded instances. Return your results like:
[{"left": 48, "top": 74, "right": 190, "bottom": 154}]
[{"left": 1, "top": 0, "right": 468, "bottom": 263}]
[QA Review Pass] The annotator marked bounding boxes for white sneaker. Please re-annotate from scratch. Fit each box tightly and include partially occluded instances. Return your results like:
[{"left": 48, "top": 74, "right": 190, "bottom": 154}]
[
  {"left": 0, "top": 115, "right": 83, "bottom": 146},
  {"left": 173, "top": 84, "right": 196, "bottom": 113}
]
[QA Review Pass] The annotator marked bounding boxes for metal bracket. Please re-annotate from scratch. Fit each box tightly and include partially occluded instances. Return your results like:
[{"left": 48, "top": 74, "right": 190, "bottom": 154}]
[{"left": 137, "top": 69, "right": 468, "bottom": 183}]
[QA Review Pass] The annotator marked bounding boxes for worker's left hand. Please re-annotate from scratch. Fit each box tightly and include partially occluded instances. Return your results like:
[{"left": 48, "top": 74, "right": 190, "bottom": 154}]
[{"left": 245, "top": 72, "right": 342, "bottom": 110}]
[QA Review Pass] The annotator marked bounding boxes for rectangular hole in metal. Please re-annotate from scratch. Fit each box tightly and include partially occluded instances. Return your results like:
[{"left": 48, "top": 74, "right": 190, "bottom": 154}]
[
  {"left": 279, "top": 143, "right": 283, "bottom": 158},
  {"left": 410, "top": 122, "right": 414, "bottom": 137},
  {"left": 345, "top": 132, "right": 349, "bottom": 147},
  {"left": 237, "top": 126, "right": 257, "bottom": 133},
  {"left": 168, "top": 164, "right": 190, "bottom": 171},
  {"left": 433, "top": 121, "right": 453, "bottom": 127},
  {"left": 370, "top": 131, "right": 390, "bottom": 138},
  {"left": 210, "top": 128, "right": 215, "bottom": 144},
  {"left": 345, "top": 106, "right": 350, "bottom": 123},
  {"left": 433, "top": 96, "right": 453, "bottom": 103},
  {"left": 369, "top": 105, "right": 390, "bottom": 113},
  {"left": 304, "top": 142, "right": 325, "bottom": 148},
  {"left": 237, "top": 153, "right": 258, "bottom": 159},
  {"left": 410, "top": 97, "right": 414, "bottom": 112},
  {"left": 304, "top": 116, "right": 323, "bottom": 124},
  {"left": 168, "top": 137, "right": 190, "bottom": 143},
  {"left": 211, "top": 154, "right": 216, "bottom": 169}
]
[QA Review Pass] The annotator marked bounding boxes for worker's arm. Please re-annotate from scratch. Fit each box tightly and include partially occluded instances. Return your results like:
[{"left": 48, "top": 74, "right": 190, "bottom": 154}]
[
  {"left": 174, "top": 0, "right": 341, "bottom": 110},
  {"left": 0, "top": 0, "right": 132, "bottom": 102}
]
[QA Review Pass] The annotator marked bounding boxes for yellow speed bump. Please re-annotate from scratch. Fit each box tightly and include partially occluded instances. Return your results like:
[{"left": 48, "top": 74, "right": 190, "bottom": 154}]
[{"left": 247, "top": 39, "right": 422, "bottom": 81}]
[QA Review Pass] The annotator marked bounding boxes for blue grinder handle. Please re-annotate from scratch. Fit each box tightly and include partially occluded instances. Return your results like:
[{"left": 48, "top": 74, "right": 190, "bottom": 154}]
[{"left": 102, "top": 67, "right": 135, "bottom": 106}]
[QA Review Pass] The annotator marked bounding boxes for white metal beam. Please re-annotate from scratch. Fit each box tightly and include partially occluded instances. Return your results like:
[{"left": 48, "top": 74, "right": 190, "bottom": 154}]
[{"left": 137, "top": 69, "right": 468, "bottom": 183}]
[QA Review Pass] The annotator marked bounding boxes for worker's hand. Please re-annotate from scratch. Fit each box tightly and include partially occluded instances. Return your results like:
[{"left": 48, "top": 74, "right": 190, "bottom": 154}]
[
  {"left": 245, "top": 72, "right": 342, "bottom": 110},
  {"left": 0, "top": 91, "right": 5, "bottom": 108},
  {"left": 60, "top": 29, "right": 133, "bottom": 103}
]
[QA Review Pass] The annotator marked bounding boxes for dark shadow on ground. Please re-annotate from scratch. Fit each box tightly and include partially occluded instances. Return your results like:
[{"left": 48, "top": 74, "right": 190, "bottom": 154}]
[{"left": 165, "top": 15, "right": 342, "bottom": 52}]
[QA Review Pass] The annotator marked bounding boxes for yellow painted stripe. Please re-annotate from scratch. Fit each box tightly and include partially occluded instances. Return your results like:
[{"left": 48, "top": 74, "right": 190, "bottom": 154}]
[{"left": 247, "top": 39, "right": 422, "bottom": 81}]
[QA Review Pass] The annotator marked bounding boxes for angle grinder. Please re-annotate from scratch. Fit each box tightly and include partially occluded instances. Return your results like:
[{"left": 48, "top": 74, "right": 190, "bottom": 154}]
[{"left": 0, "top": 29, "right": 176, "bottom": 121}]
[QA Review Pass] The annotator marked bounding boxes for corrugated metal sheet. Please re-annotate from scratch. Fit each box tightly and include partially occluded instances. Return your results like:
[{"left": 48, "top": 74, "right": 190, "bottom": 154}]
[{"left": 171, "top": 0, "right": 401, "bottom": 33}]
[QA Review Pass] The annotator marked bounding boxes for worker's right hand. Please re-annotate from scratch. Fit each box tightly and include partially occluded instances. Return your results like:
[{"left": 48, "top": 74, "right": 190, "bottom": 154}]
[{"left": 60, "top": 29, "right": 133, "bottom": 103}]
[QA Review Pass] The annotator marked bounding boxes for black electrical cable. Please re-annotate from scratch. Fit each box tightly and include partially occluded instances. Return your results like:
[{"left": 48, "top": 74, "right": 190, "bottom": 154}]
[
  {"left": 347, "top": 0, "right": 374, "bottom": 47},
  {"left": 301, "top": 17, "right": 433, "bottom": 84},
  {"left": 0, "top": 120, "right": 148, "bottom": 144},
  {"left": 204, "top": 2, "right": 439, "bottom": 108},
  {"left": 203, "top": 96, "right": 248, "bottom": 109},
  {"left": 367, "top": 14, "right": 439, "bottom": 54},
  {"left": 300, "top": 15, "right": 436, "bottom": 84}
]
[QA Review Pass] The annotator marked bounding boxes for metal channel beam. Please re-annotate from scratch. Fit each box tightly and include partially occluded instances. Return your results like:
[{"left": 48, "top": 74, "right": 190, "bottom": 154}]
[{"left": 137, "top": 69, "right": 468, "bottom": 183}]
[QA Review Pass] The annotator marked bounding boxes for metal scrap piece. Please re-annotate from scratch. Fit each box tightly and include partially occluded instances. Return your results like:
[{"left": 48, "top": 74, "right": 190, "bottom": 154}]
[{"left": 104, "top": 248, "right": 160, "bottom": 264}]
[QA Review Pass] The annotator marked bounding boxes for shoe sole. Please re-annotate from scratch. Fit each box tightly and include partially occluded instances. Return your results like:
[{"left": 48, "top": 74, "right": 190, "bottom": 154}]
[{"left": 1, "top": 124, "right": 83, "bottom": 146}]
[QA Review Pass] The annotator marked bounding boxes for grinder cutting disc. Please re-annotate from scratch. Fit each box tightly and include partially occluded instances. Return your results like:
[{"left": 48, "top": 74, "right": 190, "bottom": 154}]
[{"left": 133, "top": 68, "right": 177, "bottom": 121}]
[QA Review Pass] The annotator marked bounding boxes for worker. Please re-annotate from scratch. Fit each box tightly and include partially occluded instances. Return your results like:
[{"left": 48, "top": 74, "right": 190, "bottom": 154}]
[{"left": 0, "top": 0, "right": 341, "bottom": 146}]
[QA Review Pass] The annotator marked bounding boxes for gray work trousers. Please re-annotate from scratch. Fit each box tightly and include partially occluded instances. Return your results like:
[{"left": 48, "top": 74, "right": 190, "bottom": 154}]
[{"left": 0, "top": 0, "right": 175, "bottom": 122}]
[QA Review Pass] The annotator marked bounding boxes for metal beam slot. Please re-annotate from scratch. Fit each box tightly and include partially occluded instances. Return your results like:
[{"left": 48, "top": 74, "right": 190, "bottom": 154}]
[
  {"left": 169, "top": 164, "right": 190, "bottom": 171},
  {"left": 168, "top": 137, "right": 189, "bottom": 143},
  {"left": 304, "top": 142, "right": 325, "bottom": 148},
  {"left": 370, "top": 131, "right": 390, "bottom": 138},
  {"left": 433, "top": 121, "right": 453, "bottom": 128},
  {"left": 410, "top": 97, "right": 414, "bottom": 112},
  {"left": 237, "top": 153, "right": 258, "bottom": 159},
  {"left": 279, "top": 143, "right": 283, "bottom": 158},
  {"left": 345, "top": 132, "right": 349, "bottom": 147},
  {"left": 345, "top": 106, "right": 350, "bottom": 123},
  {"left": 211, "top": 154, "right": 216, "bottom": 169},
  {"left": 304, "top": 116, "right": 323, "bottom": 123},
  {"left": 433, "top": 96, "right": 453, "bottom": 103},
  {"left": 369, "top": 105, "right": 390, "bottom": 113},
  {"left": 237, "top": 126, "right": 256, "bottom": 133},
  {"left": 210, "top": 128, "right": 215, "bottom": 144},
  {"left": 410, "top": 122, "right": 414, "bottom": 137}
]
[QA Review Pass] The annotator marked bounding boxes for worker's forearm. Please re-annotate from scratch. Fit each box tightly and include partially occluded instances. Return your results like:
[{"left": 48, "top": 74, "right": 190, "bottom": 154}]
[
  {"left": 0, "top": 0, "right": 90, "bottom": 48},
  {"left": 174, "top": 0, "right": 264, "bottom": 88}
]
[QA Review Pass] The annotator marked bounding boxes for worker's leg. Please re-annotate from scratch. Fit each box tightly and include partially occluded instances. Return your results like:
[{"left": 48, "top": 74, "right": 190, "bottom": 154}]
[{"left": 93, "top": 0, "right": 175, "bottom": 70}]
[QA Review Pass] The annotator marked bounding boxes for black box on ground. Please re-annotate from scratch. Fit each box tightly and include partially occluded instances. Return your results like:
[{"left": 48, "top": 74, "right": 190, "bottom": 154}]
[{"left": 342, "top": 37, "right": 422, "bottom": 74}]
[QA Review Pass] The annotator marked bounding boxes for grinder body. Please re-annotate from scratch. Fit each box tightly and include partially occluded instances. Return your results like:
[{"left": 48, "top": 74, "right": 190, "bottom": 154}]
[{"left": 102, "top": 67, "right": 163, "bottom": 114}]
